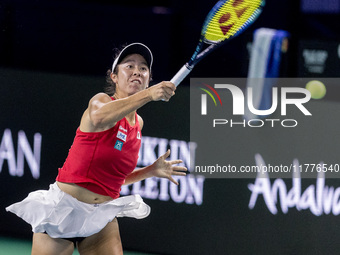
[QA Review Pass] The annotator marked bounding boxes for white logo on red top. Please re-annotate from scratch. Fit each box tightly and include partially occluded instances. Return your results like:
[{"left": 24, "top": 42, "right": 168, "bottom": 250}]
[
  {"left": 137, "top": 131, "right": 141, "bottom": 140},
  {"left": 119, "top": 125, "right": 127, "bottom": 133}
]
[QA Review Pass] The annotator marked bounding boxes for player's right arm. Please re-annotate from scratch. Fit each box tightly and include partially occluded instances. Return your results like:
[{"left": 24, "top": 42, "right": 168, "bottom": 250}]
[{"left": 79, "top": 82, "right": 175, "bottom": 132}]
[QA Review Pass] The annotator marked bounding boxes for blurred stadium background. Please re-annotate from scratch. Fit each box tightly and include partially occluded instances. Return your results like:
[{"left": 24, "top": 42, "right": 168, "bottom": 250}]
[{"left": 1, "top": 0, "right": 340, "bottom": 254}]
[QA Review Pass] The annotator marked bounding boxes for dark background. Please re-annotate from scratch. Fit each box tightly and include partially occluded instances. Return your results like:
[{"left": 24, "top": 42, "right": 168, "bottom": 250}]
[
  {"left": 0, "top": 0, "right": 339, "bottom": 80},
  {"left": 1, "top": 0, "right": 340, "bottom": 254}
]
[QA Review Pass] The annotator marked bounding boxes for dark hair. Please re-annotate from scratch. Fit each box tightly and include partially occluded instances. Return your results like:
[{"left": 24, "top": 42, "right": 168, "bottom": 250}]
[
  {"left": 104, "top": 44, "right": 153, "bottom": 96},
  {"left": 105, "top": 46, "right": 123, "bottom": 96},
  {"left": 105, "top": 69, "right": 118, "bottom": 96}
]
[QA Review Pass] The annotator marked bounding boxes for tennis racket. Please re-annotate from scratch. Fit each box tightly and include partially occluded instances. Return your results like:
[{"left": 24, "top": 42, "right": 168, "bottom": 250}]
[{"left": 170, "top": 0, "right": 265, "bottom": 86}]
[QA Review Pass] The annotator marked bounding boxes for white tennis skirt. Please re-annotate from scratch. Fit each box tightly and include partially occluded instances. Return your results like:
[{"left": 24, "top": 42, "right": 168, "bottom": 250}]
[{"left": 6, "top": 183, "right": 150, "bottom": 238}]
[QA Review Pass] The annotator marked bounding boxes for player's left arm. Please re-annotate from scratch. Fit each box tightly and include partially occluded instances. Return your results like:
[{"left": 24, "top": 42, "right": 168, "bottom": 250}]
[{"left": 124, "top": 150, "right": 187, "bottom": 186}]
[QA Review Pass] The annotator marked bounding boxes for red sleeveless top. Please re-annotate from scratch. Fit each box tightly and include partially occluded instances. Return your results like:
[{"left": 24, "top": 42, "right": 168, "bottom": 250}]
[{"left": 56, "top": 112, "right": 142, "bottom": 199}]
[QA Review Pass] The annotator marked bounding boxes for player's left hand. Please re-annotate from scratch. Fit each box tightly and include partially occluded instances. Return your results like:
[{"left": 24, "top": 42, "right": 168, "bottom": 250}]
[{"left": 151, "top": 149, "right": 187, "bottom": 185}]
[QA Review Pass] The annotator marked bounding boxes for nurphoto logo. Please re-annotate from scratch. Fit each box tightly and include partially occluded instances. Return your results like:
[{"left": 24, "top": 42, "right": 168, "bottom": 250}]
[{"left": 198, "top": 80, "right": 313, "bottom": 128}]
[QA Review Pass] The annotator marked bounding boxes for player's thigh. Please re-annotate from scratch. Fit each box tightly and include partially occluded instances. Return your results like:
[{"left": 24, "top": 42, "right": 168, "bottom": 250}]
[
  {"left": 32, "top": 232, "right": 74, "bottom": 255},
  {"left": 77, "top": 218, "right": 123, "bottom": 255}
]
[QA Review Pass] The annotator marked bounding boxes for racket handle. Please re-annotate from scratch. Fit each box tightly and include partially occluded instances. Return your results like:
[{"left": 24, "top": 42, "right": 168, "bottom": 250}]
[{"left": 170, "top": 64, "right": 192, "bottom": 87}]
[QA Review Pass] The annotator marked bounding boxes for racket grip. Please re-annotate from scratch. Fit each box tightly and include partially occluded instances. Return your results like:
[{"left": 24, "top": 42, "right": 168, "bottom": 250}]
[{"left": 170, "top": 64, "right": 192, "bottom": 87}]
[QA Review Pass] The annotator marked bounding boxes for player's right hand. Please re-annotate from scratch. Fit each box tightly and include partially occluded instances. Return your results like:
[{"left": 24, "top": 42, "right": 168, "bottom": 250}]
[{"left": 148, "top": 81, "right": 176, "bottom": 102}]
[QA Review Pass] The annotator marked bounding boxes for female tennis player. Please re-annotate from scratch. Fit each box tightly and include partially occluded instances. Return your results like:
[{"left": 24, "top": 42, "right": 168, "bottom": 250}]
[{"left": 6, "top": 42, "right": 187, "bottom": 255}]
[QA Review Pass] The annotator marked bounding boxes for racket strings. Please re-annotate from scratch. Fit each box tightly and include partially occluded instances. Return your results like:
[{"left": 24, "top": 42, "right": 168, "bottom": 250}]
[{"left": 203, "top": 0, "right": 264, "bottom": 43}]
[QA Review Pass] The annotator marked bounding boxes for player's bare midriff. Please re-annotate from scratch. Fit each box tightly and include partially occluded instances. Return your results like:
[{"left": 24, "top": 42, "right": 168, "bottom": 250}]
[{"left": 56, "top": 181, "right": 113, "bottom": 204}]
